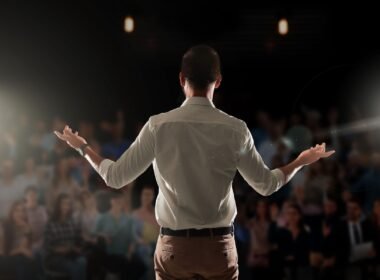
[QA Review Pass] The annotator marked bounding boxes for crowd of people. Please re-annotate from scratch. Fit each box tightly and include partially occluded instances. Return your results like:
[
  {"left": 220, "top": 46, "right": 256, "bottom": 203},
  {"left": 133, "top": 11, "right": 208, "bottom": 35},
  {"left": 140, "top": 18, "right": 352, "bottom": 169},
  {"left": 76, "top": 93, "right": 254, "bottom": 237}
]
[{"left": 0, "top": 106, "right": 380, "bottom": 280}]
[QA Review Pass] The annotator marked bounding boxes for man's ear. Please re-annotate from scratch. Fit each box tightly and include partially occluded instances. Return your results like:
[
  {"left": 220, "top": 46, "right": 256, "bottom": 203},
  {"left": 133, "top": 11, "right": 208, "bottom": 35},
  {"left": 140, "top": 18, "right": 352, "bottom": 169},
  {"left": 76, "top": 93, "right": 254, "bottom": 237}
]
[
  {"left": 214, "top": 74, "right": 222, "bottom": 89},
  {"left": 179, "top": 72, "right": 186, "bottom": 87}
]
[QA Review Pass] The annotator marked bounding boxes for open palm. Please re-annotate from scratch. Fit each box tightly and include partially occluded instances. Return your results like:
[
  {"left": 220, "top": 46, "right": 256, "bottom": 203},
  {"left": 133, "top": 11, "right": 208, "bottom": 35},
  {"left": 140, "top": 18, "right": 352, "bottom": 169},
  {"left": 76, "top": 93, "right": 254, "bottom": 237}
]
[
  {"left": 54, "top": 125, "right": 87, "bottom": 149},
  {"left": 297, "top": 143, "right": 335, "bottom": 165}
]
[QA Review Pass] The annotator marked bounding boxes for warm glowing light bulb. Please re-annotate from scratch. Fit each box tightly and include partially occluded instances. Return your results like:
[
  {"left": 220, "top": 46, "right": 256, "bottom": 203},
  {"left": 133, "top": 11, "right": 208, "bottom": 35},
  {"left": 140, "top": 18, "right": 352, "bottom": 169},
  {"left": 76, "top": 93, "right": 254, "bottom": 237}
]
[
  {"left": 278, "top": 18, "right": 288, "bottom": 35},
  {"left": 124, "top": 16, "right": 134, "bottom": 33}
]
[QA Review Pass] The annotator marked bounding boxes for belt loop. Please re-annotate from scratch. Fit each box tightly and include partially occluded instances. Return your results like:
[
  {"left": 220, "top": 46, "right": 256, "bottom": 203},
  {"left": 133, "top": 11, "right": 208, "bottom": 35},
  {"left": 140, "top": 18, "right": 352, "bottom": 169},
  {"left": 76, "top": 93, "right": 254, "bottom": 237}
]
[
  {"left": 231, "top": 224, "right": 234, "bottom": 237},
  {"left": 160, "top": 227, "right": 163, "bottom": 238},
  {"left": 186, "top": 229, "right": 190, "bottom": 239}
]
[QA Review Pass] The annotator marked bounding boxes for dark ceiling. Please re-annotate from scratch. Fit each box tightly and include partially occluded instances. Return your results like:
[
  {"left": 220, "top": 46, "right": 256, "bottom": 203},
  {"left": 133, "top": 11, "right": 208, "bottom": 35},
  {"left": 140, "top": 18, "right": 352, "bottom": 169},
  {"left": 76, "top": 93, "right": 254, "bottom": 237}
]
[{"left": 0, "top": 1, "right": 380, "bottom": 127}]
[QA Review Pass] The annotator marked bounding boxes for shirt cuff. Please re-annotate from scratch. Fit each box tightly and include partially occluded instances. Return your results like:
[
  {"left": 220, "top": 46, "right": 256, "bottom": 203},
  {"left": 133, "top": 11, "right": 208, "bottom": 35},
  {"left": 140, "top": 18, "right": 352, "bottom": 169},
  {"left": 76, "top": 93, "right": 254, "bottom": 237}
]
[
  {"left": 272, "top": 168, "right": 286, "bottom": 189},
  {"left": 97, "top": 159, "right": 113, "bottom": 182}
]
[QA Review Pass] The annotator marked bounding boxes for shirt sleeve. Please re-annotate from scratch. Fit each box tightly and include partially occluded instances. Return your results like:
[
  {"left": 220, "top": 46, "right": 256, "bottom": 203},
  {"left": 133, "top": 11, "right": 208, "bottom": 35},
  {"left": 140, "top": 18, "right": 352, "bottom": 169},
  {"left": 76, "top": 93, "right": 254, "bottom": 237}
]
[
  {"left": 237, "top": 122, "right": 286, "bottom": 196},
  {"left": 95, "top": 117, "right": 155, "bottom": 189}
]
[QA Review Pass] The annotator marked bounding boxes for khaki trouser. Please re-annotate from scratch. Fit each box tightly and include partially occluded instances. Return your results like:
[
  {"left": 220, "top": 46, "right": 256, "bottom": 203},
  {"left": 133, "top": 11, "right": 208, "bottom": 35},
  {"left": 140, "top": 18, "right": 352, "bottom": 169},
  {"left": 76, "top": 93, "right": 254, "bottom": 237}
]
[{"left": 154, "top": 231, "right": 239, "bottom": 280}]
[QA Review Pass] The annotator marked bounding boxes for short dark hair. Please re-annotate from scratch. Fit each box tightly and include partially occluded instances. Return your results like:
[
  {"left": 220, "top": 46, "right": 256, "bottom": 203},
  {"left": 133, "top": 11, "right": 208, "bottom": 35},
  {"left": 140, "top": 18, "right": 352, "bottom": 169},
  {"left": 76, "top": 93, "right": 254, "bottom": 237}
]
[
  {"left": 24, "top": 185, "right": 38, "bottom": 196},
  {"left": 108, "top": 191, "right": 123, "bottom": 202},
  {"left": 51, "top": 193, "right": 72, "bottom": 222},
  {"left": 181, "top": 45, "right": 221, "bottom": 90}
]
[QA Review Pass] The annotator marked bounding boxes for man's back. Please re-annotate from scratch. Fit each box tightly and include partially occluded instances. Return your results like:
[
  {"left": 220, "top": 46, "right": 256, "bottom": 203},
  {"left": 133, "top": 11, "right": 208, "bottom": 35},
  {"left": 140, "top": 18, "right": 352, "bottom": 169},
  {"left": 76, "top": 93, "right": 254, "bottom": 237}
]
[
  {"left": 151, "top": 96, "right": 246, "bottom": 229},
  {"left": 97, "top": 96, "right": 285, "bottom": 230}
]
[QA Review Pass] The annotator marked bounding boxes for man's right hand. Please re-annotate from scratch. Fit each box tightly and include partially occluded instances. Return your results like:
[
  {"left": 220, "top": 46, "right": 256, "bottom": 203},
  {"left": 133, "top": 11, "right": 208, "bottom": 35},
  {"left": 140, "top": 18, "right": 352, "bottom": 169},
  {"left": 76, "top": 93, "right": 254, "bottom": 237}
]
[
  {"left": 296, "top": 143, "right": 335, "bottom": 166},
  {"left": 279, "top": 143, "right": 335, "bottom": 185}
]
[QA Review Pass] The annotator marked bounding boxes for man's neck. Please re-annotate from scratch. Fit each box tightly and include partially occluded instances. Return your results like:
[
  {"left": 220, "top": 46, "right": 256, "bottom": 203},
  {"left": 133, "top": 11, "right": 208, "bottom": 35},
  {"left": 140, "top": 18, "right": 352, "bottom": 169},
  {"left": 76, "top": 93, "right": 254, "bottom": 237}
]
[
  {"left": 192, "top": 92, "right": 211, "bottom": 98},
  {"left": 185, "top": 87, "right": 214, "bottom": 100}
]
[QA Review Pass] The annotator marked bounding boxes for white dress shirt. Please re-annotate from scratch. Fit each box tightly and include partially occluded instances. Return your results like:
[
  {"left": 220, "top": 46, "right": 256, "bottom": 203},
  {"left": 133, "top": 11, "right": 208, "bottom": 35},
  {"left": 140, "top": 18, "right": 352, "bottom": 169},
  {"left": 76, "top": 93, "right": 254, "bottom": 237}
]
[
  {"left": 96, "top": 96, "right": 286, "bottom": 230},
  {"left": 348, "top": 221, "right": 363, "bottom": 246}
]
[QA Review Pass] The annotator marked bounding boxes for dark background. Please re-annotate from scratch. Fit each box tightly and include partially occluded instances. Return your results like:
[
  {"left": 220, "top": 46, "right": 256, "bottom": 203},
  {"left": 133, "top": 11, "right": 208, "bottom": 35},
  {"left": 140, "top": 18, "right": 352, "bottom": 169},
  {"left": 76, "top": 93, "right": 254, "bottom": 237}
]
[{"left": 1, "top": 1, "right": 380, "bottom": 129}]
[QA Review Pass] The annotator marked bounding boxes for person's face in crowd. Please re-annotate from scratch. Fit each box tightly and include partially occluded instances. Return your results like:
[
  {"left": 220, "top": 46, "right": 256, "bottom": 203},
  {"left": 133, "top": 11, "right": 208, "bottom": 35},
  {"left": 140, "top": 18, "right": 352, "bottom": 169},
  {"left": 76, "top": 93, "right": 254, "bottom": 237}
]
[
  {"left": 84, "top": 194, "right": 96, "bottom": 210},
  {"left": 373, "top": 200, "right": 380, "bottom": 218},
  {"left": 289, "top": 113, "right": 302, "bottom": 126},
  {"left": 60, "top": 198, "right": 72, "bottom": 218},
  {"left": 35, "top": 120, "right": 47, "bottom": 133},
  {"left": 286, "top": 207, "right": 301, "bottom": 228},
  {"left": 347, "top": 202, "right": 362, "bottom": 222},
  {"left": 324, "top": 199, "right": 337, "bottom": 216},
  {"left": 342, "top": 190, "right": 352, "bottom": 203},
  {"left": 57, "top": 158, "right": 69, "bottom": 177},
  {"left": 269, "top": 121, "right": 285, "bottom": 140},
  {"left": 141, "top": 187, "right": 155, "bottom": 207},
  {"left": 371, "top": 153, "right": 380, "bottom": 170},
  {"left": 52, "top": 117, "right": 65, "bottom": 132},
  {"left": 79, "top": 121, "right": 94, "bottom": 140},
  {"left": 269, "top": 202, "right": 280, "bottom": 221},
  {"left": 25, "top": 189, "right": 38, "bottom": 207},
  {"left": 110, "top": 196, "right": 124, "bottom": 212},
  {"left": 256, "top": 111, "right": 271, "bottom": 129},
  {"left": 281, "top": 200, "right": 292, "bottom": 213},
  {"left": 25, "top": 158, "right": 35, "bottom": 173},
  {"left": 113, "top": 122, "right": 124, "bottom": 140},
  {"left": 12, "top": 203, "right": 27, "bottom": 224},
  {"left": 256, "top": 201, "right": 268, "bottom": 219},
  {"left": 1, "top": 160, "right": 14, "bottom": 180}
]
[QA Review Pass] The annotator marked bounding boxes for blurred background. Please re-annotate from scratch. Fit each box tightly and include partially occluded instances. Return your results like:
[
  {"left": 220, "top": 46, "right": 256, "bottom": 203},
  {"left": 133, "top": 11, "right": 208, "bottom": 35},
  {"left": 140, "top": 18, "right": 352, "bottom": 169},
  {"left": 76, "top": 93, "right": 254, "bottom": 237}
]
[{"left": 1, "top": 1, "right": 380, "bottom": 280}]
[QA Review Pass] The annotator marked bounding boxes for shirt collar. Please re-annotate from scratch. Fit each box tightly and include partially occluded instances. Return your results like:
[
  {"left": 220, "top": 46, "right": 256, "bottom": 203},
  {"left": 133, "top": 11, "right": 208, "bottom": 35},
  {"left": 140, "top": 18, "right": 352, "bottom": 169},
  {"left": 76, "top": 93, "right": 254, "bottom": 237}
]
[{"left": 180, "top": 96, "right": 216, "bottom": 108}]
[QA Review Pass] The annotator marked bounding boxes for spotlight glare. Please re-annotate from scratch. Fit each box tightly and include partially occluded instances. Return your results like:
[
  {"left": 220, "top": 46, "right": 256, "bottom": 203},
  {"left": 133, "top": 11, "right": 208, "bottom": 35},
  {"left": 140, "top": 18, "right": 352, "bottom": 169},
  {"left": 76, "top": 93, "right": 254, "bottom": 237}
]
[
  {"left": 124, "top": 16, "right": 135, "bottom": 33},
  {"left": 278, "top": 18, "right": 288, "bottom": 35}
]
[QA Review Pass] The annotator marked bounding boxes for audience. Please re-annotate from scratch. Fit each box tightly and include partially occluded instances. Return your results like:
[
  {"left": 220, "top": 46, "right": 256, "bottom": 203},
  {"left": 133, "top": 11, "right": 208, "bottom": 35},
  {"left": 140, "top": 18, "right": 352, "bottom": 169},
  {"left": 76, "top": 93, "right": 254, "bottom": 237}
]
[
  {"left": 24, "top": 186, "right": 48, "bottom": 253},
  {"left": 370, "top": 198, "right": 380, "bottom": 261},
  {"left": 44, "top": 193, "right": 86, "bottom": 280},
  {"left": 0, "top": 160, "right": 24, "bottom": 219},
  {"left": 132, "top": 184, "right": 160, "bottom": 280},
  {"left": 46, "top": 157, "right": 82, "bottom": 214},
  {"left": 247, "top": 200, "right": 271, "bottom": 280},
  {"left": 336, "top": 198, "right": 377, "bottom": 280},
  {"left": 0, "top": 107, "right": 379, "bottom": 280},
  {"left": 75, "top": 190, "right": 99, "bottom": 243},
  {"left": 2, "top": 200, "right": 38, "bottom": 280},
  {"left": 94, "top": 192, "right": 145, "bottom": 280},
  {"left": 271, "top": 203, "right": 312, "bottom": 280}
]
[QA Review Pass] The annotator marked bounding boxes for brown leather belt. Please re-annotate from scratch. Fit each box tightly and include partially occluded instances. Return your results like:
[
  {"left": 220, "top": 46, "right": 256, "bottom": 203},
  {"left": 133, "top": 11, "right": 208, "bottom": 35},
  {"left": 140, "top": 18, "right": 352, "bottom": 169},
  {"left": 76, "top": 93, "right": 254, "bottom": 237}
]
[{"left": 160, "top": 225, "right": 234, "bottom": 237}]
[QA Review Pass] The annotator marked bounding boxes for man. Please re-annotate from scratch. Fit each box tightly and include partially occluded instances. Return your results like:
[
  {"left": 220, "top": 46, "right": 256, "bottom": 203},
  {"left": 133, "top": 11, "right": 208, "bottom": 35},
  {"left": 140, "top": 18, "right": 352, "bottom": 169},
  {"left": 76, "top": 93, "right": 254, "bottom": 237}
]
[
  {"left": 0, "top": 159, "right": 23, "bottom": 219},
  {"left": 55, "top": 45, "right": 334, "bottom": 279},
  {"left": 93, "top": 192, "right": 145, "bottom": 280},
  {"left": 336, "top": 198, "right": 376, "bottom": 265}
]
